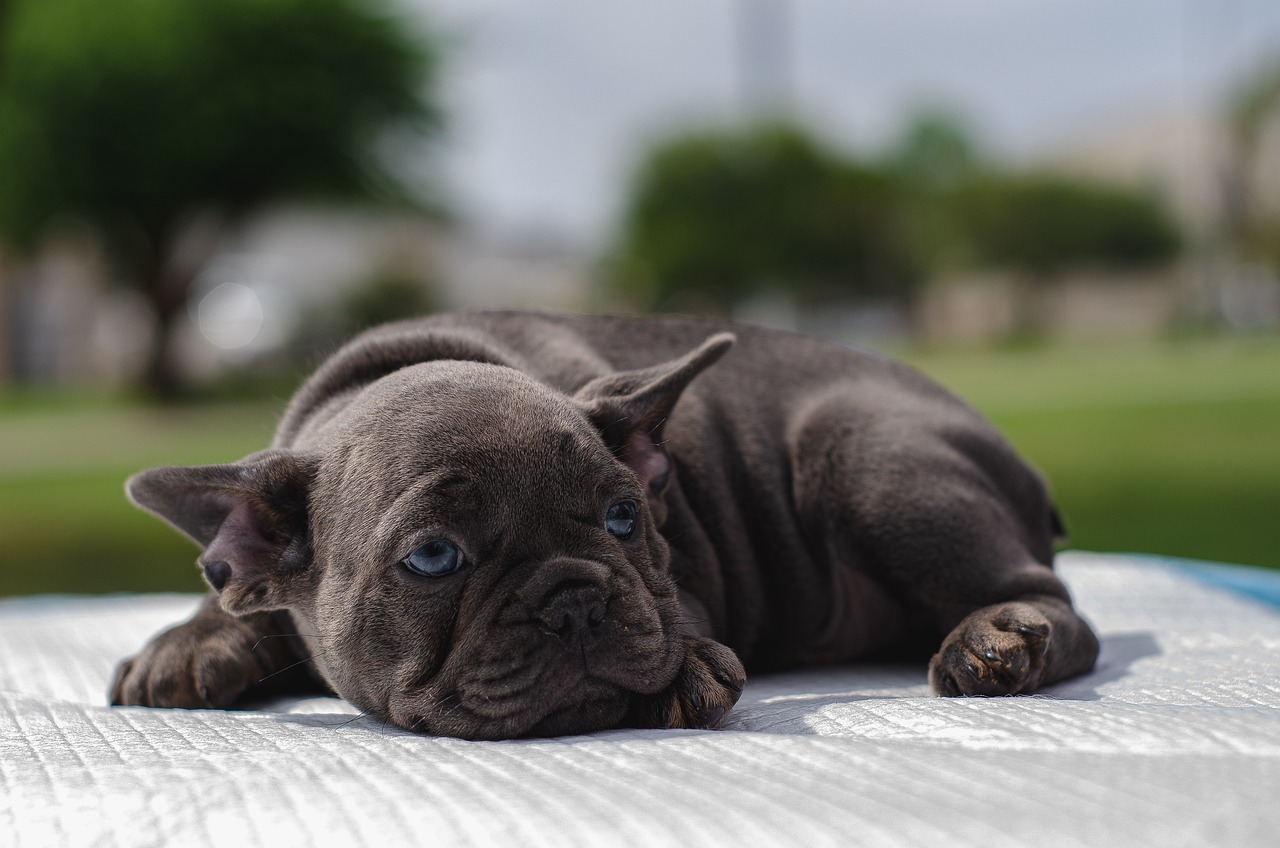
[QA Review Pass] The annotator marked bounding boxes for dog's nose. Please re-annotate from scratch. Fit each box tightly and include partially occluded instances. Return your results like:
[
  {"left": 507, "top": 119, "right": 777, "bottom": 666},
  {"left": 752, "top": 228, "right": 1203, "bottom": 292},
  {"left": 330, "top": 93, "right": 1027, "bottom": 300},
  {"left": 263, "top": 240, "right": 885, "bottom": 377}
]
[{"left": 536, "top": 582, "right": 607, "bottom": 646}]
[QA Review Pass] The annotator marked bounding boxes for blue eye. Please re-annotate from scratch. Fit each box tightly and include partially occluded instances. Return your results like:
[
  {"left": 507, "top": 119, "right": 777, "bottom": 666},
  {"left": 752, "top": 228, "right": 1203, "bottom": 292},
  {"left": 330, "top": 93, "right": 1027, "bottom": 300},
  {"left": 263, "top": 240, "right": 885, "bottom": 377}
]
[
  {"left": 605, "top": 501, "right": 637, "bottom": 539},
  {"left": 403, "top": 540, "right": 463, "bottom": 577}
]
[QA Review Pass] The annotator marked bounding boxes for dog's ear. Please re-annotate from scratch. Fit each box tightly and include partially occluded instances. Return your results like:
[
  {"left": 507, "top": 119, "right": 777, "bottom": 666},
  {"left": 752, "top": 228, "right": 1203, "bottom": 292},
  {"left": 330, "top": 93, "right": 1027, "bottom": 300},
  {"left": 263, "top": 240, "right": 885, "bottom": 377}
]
[
  {"left": 126, "top": 449, "right": 316, "bottom": 615},
  {"left": 575, "top": 332, "right": 735, "bottom": 500}
]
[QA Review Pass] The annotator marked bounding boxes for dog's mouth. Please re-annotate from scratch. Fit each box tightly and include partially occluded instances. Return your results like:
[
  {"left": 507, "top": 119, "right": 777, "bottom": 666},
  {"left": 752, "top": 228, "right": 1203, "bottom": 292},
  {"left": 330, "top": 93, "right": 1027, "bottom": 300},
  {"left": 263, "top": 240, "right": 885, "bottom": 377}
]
[
  {"left": 395, "top": 679, "right": 636, "bottom": 741},
  {"left": 387, "top": 651, "right": 677, "bottom": 740},
  {"left": 384, "top": 573, "right": 685, "bottom": 739}
]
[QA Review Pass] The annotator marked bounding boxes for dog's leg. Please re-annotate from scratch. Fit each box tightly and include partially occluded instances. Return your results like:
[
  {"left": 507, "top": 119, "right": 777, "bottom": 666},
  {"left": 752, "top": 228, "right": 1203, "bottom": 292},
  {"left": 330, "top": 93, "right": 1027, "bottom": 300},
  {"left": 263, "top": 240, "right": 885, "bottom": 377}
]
[
  {"left": 110, "top": 593, "right": 319, "bottom": 708},
  {"left": 791, "top": 398, "right": 1100, "bottom": 695}
]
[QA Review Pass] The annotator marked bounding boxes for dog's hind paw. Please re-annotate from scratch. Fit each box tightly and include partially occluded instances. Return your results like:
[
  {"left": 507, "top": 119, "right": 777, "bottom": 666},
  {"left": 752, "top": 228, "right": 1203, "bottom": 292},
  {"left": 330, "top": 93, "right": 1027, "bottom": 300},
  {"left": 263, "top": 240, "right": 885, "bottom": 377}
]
[
  {"left": 628, "top": 637, "right": 745, "bottom": 730},
  {"left": 929, "top": 602, "right": 1052, "bottom": 697}
]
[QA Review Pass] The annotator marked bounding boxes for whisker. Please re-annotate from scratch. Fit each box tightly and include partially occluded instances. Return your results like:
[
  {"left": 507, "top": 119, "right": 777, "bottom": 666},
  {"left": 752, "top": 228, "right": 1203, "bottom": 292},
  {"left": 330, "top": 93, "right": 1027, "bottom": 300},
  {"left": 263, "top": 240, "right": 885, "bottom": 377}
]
[
  {"left": 435, "top": 692, "right": 465, "bottom": 723},
  {"left": 256, "top": 650, "right": 330, "bottom": 683},
  {"left": 250, "top": 632, "right": 325, "bottom": 652},
  {"left": 333, "top": 710, "right": 369, "bottom": 731}
]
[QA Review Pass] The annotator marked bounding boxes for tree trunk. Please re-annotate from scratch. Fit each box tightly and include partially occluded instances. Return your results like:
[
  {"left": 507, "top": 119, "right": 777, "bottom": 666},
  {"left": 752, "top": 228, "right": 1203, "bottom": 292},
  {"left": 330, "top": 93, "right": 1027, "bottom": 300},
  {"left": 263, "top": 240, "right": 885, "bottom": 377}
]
[
  {"left": 0, "top": 246, "right": 11, "bottom": 386},
  {"left": 134, "top": 212, "right": 228, "bottom": 400},
  {"left": 141, "top": 286, "right": 184, "bottom": 401},
  {"left": 1007, "top": 273, "right": 1053, "bottom": 344}
]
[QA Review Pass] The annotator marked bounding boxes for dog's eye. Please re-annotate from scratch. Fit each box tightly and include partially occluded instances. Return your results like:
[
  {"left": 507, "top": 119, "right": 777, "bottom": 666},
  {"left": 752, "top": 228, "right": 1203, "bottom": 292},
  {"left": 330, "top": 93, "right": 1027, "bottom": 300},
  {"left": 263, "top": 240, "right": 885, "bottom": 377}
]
[
  {"left": 605, "top": 501, "right": 637, "bottom": 539},
  {"left": 403, "top": 540, "right": 463, "bottom": 577}
]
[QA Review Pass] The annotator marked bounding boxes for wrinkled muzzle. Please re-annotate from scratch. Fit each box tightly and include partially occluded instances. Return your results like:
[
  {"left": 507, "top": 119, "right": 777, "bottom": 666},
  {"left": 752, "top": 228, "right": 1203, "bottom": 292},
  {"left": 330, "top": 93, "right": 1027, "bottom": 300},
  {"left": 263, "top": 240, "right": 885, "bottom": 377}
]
[{"left": 387, "top": 557, "right": 685, "bottom": 739}]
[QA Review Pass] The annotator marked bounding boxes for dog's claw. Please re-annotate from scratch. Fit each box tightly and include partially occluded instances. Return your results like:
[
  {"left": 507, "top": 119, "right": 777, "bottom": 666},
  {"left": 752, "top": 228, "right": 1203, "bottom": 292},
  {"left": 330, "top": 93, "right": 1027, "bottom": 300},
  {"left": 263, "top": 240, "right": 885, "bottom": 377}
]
[
  {"left": 110, "top": 611, "right": 270, "bottom": 710},
  {"left": 629, "top": 636, "right": 745, "bottom": 730},
  {"left": 698, "top": 704, "right": 729, "bottom": 729},
  {"left": 929, "top": 603, "right": 1053, "bottom": 697},
  {"left": 714, "top": 668, "right": 745, "bottom": 697}
]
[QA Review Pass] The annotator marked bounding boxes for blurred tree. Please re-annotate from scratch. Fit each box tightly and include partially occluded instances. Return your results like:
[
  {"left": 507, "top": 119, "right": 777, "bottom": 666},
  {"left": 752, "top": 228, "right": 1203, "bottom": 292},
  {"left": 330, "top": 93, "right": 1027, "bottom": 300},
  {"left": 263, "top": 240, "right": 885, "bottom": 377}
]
[
  {"left": 884, "top": 109, "right": 982, "bottom": 194},
  {"left": 948, "top": 174, "right": 1182, "bottom": 336},
  {"left": 950, "top": 175, "right": 1181, "bottom": 276},
  {"left": 881, "top": 110, "right": 985, "bottom": 275},
  {"left": 1227, "top": 59, "right": 1280, "bottom": 272},
  {"left": 612, "top": 123, "right": 921, "bottom": 313},
  {"left": 0, "top": 0, "right": 440, "bottom": 397}
]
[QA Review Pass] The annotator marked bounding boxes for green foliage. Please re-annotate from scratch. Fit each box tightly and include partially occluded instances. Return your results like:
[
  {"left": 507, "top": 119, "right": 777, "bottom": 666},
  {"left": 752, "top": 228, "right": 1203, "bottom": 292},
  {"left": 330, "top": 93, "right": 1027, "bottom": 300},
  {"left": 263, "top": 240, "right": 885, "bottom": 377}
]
[
  {"left": 611, "top": 116, "right": 1183, "bottom": 313},
  {"left": 947, "top": 174, "right": 1182, "bottom": 279},
  {"left": 613, "top": 124, "right": 922, "bottom": 311},
  {"left": 880, "top": 111, "right": 986, "bottom": 275},
  {"left": 883, "top": 109, "right": 982, "bottom": 194},
  {"left": 0, "top": 0, "right": 438, "bottom": 248}
]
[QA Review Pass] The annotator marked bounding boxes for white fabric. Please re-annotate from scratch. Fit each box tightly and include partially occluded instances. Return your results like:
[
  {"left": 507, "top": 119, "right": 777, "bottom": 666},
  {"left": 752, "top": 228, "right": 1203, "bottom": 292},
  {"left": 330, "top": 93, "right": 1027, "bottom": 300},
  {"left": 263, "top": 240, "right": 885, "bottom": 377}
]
[{"left": 2, "top": 553, "right": 1278, "bottom": 848}]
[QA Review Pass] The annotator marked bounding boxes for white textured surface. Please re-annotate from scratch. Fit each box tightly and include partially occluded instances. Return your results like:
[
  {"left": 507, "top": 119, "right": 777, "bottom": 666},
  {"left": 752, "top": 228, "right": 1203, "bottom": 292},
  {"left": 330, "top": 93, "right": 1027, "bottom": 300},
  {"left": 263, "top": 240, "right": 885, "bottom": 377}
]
[{"left": 3, "top": 553, "right": 1279, "bottom": 848}]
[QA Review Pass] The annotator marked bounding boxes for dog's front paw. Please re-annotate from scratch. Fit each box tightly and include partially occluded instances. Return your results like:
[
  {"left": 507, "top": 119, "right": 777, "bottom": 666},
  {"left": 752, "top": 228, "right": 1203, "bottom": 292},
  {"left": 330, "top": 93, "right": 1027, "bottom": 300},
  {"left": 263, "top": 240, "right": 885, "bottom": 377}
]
[
  {"left": 110, "top": 616, "right": 269, "bottom": 709},
  {"left": 630, "top": 637, "right": 746, "bottom": 730},
  {"left": 929, "top": 602, "right": 1051, "bottom": 697}
]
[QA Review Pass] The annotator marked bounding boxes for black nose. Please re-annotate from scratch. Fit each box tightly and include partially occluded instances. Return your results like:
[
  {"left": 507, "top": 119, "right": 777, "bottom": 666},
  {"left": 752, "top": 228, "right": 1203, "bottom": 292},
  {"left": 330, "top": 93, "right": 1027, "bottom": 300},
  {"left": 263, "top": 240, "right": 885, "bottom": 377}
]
[{"left": 537, "top": 583, "right": 607, "bottom": 646}]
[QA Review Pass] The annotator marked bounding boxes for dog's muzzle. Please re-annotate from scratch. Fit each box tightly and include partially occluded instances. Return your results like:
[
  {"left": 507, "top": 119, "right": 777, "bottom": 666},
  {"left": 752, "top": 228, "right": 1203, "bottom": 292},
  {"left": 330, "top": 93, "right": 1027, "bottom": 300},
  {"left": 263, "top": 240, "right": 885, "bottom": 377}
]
[{"left": 535, "top": 581, "right": 608, "bottom": 649}]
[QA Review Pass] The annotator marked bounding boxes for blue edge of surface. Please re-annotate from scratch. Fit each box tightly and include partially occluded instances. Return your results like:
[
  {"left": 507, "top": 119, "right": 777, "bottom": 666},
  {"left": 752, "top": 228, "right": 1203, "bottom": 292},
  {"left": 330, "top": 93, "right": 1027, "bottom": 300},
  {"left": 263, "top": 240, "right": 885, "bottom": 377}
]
[{"left": 1126, "top": 552, "right": 1280, "bottom": 611}]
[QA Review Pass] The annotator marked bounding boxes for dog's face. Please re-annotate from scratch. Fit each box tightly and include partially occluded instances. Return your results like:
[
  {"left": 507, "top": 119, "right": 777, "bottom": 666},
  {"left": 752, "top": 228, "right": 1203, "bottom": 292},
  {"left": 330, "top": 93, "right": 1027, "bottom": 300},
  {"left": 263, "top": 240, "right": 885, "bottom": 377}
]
[
  {"left": 128, "top": 335, "right": 733, "bottom": 738},
  {"left": 300, "top": 363, "right": 688, "bottom": 738}
]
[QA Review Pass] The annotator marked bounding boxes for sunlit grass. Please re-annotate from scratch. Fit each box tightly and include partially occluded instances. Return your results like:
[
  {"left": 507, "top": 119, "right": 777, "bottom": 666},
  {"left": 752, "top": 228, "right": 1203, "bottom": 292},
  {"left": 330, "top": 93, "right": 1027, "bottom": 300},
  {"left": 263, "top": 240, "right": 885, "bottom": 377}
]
[
  {"left": 902, "top": 335, "right": 1280, "bottom": 569},
  {"left": 0, "top": 400, "right": 280, "bottom": 595}
]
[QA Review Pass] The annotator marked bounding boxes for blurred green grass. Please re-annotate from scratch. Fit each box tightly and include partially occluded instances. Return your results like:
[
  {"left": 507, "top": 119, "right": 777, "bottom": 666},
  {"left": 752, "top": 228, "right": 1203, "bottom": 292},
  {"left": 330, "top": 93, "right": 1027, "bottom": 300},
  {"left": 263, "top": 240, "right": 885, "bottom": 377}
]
[
  {"left": 901, "top": 335, "right": 1280, "bottom": 571},
  {"left": 0, "top": 399, "right": 279, "bottom": 595},
  {"left": 1, "top": 334, "right": 1277, "bottom": 596}
]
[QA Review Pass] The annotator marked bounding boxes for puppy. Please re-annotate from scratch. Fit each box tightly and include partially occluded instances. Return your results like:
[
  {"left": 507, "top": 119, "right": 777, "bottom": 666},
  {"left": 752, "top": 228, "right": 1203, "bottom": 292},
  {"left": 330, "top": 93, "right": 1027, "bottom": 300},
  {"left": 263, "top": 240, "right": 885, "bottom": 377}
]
[{"left": 111, "top": 311, "right": 1099, "bottom": 738}]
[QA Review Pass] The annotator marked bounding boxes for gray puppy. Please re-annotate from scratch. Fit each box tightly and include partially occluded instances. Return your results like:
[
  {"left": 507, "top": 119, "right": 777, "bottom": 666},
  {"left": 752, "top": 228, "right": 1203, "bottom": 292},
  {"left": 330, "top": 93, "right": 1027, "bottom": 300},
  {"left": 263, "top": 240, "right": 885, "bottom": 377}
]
[{"left": 111, "top": 311, "right": 1099, "bottom": 739}]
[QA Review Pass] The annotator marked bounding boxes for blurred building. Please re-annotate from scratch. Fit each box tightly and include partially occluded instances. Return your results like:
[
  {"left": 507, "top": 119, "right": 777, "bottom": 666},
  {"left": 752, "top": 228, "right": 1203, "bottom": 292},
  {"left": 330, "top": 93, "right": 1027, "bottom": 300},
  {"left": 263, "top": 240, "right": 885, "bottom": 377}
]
[{"left": 0, "top": 208, "right": 594, "bottom": 388}]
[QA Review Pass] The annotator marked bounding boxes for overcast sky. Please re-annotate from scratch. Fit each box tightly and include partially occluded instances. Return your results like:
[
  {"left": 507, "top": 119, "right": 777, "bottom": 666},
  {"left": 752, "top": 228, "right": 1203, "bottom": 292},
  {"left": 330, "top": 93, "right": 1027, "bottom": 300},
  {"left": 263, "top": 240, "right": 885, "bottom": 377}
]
[{"left": 409, "top": 0, "right": 1280, "bottom": 249}]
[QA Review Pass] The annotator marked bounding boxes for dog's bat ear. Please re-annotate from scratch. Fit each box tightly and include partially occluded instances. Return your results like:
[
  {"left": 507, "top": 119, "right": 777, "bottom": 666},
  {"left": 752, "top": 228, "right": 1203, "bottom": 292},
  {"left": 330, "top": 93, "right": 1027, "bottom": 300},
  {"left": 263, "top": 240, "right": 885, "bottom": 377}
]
[
  {"left": 126, "top": 449, "right": 316, "bottom": 615},
  {"left": 575, "top": 332, "right": 735, "bottom": 497}
]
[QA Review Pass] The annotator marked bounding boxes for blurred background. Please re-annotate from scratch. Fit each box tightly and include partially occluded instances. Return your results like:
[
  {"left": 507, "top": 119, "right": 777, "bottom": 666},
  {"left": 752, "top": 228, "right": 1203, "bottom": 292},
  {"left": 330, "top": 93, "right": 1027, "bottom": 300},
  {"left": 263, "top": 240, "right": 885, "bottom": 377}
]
[{"left": 1, "top": 0, "right": 1278, "bottom": 595}]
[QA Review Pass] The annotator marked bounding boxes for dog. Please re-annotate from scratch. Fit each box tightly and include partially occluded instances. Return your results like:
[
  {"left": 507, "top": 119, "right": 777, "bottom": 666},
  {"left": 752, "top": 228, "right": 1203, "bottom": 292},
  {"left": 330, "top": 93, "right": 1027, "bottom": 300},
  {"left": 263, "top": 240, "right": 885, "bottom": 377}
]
[{"left": 111, "top": 311, "right": 1099, "bottom": 739}]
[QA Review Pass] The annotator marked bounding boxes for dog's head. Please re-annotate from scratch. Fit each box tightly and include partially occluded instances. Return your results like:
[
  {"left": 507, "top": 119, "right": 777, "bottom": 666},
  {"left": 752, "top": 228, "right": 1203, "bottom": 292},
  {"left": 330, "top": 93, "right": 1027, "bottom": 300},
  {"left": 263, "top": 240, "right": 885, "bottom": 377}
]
[{"left": 127, "top": 333, "right": 734, "bottom": 738}]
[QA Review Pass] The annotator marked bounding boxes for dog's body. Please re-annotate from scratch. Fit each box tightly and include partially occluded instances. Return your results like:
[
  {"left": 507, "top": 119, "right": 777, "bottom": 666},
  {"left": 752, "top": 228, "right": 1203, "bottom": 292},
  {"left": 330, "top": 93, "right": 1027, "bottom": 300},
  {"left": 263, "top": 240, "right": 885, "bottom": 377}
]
[{"left": 112, "top": 311, "right": 1099, "bottom": 738}]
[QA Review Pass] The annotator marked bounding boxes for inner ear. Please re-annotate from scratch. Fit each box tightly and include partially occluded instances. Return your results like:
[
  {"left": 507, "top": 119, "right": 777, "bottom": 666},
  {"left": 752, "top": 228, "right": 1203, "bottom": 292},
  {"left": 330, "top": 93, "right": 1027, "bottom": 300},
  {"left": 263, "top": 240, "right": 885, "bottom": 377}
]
[
  {"left": 127, "top": 450, "right": 315, "bottom": 615},
  {"left": 621, "top": 430, "right": 671, "bottom": 494},
  {"left": 575, "top": 332, "right": 734, "bottom": 500},
  {"left": 197, "top": 498, "right": 311, "bottom": 614}
]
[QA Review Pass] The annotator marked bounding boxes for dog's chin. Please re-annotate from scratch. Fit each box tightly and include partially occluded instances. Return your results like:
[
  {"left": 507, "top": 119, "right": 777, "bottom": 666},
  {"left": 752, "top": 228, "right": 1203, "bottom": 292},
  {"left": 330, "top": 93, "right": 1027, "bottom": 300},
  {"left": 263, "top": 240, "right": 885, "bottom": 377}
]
[
  {"left": 521, "top": 696, "right": 632, "bottom": 739},
  {"left": 389, "top": 686, "right": 633, "bottom": 741},
  {"left": 385, "top": 635, "right": 686, "bottom": 740}
]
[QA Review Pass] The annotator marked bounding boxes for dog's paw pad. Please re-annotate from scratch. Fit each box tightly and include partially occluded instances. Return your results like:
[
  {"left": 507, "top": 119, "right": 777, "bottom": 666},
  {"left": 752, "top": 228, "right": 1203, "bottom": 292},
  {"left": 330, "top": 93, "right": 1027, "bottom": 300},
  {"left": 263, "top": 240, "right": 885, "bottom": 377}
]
[
  {"left": 669, "top": 639, "right": 745, "bottom": 729},
  {"left": 191, "top": 643, "right": 261, "bottom": 707},
  {"left": 929, "top": 603, "right": 1052, "bottom": 697},
  {"left": 630, "top": 638, "right": 745, "bottom": 730},
  {"left": 110, "top": 621, "right": 265, "bottom": 709}
]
